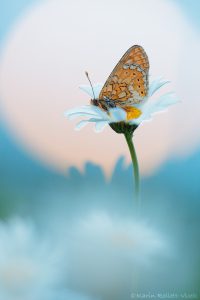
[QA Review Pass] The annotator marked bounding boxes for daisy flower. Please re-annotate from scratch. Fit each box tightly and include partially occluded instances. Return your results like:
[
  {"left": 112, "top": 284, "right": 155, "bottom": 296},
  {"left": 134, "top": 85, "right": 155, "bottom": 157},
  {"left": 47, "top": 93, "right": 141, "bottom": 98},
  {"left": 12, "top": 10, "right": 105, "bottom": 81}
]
[
  {"left": 0, "top": 218, "right": 64, "bottom": 300},
  {"left": 65, "top": 78, "right": 178, "bottom": 133}
]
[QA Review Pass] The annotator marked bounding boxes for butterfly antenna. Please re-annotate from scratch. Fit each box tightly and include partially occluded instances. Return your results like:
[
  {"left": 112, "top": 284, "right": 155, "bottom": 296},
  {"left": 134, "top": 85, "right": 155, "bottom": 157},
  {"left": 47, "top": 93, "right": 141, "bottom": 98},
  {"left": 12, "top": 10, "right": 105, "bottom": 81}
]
[{"left": 85, "top": 71, "right": 95, "bottom": 99}]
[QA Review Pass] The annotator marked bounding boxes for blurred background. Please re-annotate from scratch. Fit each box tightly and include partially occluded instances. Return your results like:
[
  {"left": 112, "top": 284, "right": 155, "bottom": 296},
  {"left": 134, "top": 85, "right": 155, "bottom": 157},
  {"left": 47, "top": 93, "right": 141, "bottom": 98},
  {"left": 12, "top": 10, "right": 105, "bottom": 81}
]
[{"left": 0, "top": 0, "right": 200, "bottom": 299}]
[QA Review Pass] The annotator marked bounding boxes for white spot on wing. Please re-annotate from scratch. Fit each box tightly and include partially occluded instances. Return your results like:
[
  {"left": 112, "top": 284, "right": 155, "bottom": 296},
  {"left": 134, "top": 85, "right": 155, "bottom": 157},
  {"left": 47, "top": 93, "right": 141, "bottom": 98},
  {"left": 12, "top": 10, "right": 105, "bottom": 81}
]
[{"left": 123, "top": 64, "right": 129, "bottom": 69}]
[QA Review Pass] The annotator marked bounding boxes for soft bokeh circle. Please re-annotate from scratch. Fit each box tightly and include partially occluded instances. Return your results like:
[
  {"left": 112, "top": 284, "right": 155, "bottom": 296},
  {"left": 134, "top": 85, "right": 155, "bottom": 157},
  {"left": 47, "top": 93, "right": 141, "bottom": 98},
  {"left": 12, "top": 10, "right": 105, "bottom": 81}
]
[{"left": 0, "top": 0, "right": 200, "bottom": 175}]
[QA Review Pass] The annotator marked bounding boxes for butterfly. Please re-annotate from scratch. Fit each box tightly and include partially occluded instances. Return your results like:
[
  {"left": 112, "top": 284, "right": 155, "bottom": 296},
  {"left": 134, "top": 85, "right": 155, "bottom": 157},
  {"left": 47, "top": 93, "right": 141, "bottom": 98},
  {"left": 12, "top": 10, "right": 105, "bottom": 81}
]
[{"left": 88, "top": 45, "right": 149, "bottom": 120}]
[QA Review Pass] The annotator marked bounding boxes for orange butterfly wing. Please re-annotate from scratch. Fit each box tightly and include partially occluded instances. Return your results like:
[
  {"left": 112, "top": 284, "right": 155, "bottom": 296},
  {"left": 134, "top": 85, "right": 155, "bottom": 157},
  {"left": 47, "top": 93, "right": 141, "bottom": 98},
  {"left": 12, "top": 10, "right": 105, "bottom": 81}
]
[{"left": 99, "top": 45, "right": 149, "bottom": 105}]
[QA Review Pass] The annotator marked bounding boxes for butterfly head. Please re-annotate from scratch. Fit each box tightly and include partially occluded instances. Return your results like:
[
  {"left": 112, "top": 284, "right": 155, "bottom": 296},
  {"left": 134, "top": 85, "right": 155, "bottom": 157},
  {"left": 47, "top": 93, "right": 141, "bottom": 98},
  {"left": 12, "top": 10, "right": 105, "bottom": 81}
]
[{"left": 90, "top": 98, "right": 98, "bottom": 106}]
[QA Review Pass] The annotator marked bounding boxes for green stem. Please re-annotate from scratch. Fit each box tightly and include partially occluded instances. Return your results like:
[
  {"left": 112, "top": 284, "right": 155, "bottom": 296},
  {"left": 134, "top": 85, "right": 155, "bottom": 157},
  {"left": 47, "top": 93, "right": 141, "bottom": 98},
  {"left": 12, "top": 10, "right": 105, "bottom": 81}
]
[{"left": 124, "top": 132, "right": 140, "bottom": 209}]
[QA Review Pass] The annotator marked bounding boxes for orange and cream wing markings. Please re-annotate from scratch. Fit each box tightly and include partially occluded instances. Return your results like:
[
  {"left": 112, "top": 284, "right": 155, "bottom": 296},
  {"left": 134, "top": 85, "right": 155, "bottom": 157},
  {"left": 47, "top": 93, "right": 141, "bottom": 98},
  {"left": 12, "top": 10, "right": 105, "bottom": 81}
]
[{"left": 99, "top": 45, "right": 149, "bottom": 107}]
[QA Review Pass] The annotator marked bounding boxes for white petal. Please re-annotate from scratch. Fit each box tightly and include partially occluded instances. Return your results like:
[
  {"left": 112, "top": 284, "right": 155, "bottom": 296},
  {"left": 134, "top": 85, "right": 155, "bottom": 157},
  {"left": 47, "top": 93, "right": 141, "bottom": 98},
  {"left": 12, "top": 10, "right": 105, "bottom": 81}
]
[
  {"left": 109, "top": 107, "right": 127, "bottom": 122},
  {"left": 75, "top": 120, "right": 90, "bottom": 130},
  {"left": 65, "top": 105, "right": 97, "bottom": 115},
  {"left": 79, "top": 85, "right": 93, "bottom": 98},
  {"left": 79, "top": 83, "right": 103, "bottom": 98},
  {"left": 66, "top": 112, "right": 100, "bottom": 120},
  {"left": 87, "top": 117, "right": 108, "bottom": 122},
  {"left": 65, "top": 105, "right": 105, "bottom": 120},
  {"left": 148, "top": 78, "right": 170, "bottom": 97},
  {"left": 94, "top": 121, "right": 108, "bottom": 133},
  {"left": 92, "top": 106, "right": 110, "bottom": 120},
  {"left": 75, "top": 118, "right": 108, "bottom": 130},
  {"left": 75, "top": 117, "right": 108, "bottom": 131},
  {"left": 150, "top": 93, "right": 179, "bottom": 112},
  {"left": 131, "top": 113, "right": 151, "bottom": 125},
  {"left": 132, "top": 93, "right": 179, "bottom": 125},
  {"left": 93, "top": 83, "right": 104, "bottom": 98}
]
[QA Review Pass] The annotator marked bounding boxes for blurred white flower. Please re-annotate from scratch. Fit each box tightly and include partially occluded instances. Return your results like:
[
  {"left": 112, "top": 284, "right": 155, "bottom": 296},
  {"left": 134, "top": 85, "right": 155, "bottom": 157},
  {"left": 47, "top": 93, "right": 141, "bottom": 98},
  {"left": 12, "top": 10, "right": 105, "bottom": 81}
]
[
  {"left": 0, "top": 218, "right": 58, "bottom": 300},
  {"left": 64, "top": 212, "right": 170, "bottom": 300},
  {"left": 65, "top": 78, "right": 178, "bottom": 132},
  {"left": 0, "top": 218, "right": 94, "bottom": 300}
]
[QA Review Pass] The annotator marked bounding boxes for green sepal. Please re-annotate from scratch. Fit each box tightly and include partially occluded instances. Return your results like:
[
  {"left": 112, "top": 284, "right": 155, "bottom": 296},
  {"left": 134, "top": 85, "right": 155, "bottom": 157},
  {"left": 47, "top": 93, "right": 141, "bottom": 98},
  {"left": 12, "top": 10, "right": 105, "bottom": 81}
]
[{"left": 109, "top": 122, "right": 138, "bottom": 136}]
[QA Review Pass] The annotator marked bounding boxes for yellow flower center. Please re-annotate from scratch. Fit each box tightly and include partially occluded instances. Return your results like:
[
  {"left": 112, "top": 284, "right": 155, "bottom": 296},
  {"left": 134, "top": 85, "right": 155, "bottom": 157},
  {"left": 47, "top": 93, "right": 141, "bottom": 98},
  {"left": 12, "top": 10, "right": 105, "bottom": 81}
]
[{"left": 124, "top": 106, "right": 142, "bottom": 121}]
